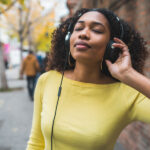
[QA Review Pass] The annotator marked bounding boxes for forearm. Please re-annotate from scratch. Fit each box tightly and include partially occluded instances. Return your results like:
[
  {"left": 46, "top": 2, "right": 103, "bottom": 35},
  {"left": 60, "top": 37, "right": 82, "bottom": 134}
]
[{"left": 120, "top": 68, "right": 150, "bottom": 98}]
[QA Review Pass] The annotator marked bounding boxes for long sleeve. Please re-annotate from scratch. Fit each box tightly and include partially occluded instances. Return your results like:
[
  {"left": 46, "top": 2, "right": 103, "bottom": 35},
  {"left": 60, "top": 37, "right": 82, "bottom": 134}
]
[
  {"left": 129, "top": 92, "right": 150, "bottom": 123},
  {"left": 26, "top": 76, "right": 45, "bottom": 150}
]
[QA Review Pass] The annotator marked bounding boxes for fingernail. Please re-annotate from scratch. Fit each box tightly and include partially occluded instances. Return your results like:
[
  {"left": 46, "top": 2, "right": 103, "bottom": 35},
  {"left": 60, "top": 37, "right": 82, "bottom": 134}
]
[
  {"left": 112, "top": 43, "right": 116, "bottom": 46},
  {"left": 111, "top": 45, "right": 115, "bottom": 49}
]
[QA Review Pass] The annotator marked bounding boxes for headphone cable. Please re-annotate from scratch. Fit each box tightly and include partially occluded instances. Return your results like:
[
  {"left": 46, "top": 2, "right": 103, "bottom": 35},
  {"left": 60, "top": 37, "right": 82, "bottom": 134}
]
[{"left": 51, "top": 52, "right": 68, "bottom": 150}]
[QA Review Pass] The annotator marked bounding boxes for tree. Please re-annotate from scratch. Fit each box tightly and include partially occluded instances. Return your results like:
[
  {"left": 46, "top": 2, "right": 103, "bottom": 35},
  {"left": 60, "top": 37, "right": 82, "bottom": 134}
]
[
  {"left": 0, "top": 42, "right": 8, "bottom": 89},
  {"left": 0, "top": 0, "right": 15, "bottom": 89},
  {"left": 30, "top": 8, "right": 56, "bottom": 52},
  {"left": 0, "top": 0, "right": 56, "bottom": 89},
  {"left": 3, "top": 0, "right": 56, "bottom": 58},
  {"left": 0, "top": 0, "right": 17, "bottom": 15},
  {"left": 34, "top": 22, "right": 55, "bottom": 52}
]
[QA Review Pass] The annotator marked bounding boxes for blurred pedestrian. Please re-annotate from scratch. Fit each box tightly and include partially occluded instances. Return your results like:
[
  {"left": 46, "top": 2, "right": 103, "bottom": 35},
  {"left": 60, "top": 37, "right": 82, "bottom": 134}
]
[
  {"left": 20, "top": 50, "right": 40, "bottom": 100},
  {"left": 36, "top": 54, "right": 44, "bottom": 74}
]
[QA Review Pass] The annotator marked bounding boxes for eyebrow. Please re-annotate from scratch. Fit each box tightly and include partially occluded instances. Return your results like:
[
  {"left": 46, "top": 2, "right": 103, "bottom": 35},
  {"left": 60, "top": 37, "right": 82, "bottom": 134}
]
[{"left": 76, "top": 20, "right": 105, "bottom": 28}]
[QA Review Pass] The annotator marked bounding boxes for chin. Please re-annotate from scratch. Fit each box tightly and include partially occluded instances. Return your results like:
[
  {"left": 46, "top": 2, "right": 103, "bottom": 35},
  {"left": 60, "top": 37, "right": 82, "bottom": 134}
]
[
  {"left": 71, "top": 49, "right": 99, "bottom": 63},
  {"left": 73, "top": 54, "right": 94, "bottom": 64}
]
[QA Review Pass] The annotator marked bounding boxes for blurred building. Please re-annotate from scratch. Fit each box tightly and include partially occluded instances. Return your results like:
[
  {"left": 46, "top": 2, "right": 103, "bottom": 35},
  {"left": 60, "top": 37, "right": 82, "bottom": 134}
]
[
  {"left": 65, "top": 0, "right": 150, "bottom": 76},
  {"left": 61, "top": 0, "right": 82, "bottom": 22},
  {"left": 64, "top": 0, "right": 150, "bottom": 150}
]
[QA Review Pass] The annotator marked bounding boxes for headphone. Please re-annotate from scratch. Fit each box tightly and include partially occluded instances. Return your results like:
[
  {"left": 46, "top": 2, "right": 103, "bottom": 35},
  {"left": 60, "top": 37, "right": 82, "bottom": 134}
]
[
  {"left": 65, "top": 9, "right": 124, "bottom": 75},
  {"left": 102, "top": 16, "right": 124, "bottom": 76}
]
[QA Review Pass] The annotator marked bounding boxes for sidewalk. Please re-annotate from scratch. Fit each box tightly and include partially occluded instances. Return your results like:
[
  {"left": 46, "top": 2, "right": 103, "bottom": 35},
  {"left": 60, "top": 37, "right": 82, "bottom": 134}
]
[
  {"left": 0, "top": 67, "right": 33, "bottom": 150},
  {"left": 0, "top": 67, "right": 126, "bottom": 150}
]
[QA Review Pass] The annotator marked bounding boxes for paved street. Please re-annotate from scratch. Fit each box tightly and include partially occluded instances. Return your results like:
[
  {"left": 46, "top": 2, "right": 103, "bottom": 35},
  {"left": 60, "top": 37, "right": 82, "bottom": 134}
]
[
  {"left": 0, "top": 67, "right": 125, "bottom": 150},
  {"left": 0, "top": 67, "right": 33, "bottom": 150}
]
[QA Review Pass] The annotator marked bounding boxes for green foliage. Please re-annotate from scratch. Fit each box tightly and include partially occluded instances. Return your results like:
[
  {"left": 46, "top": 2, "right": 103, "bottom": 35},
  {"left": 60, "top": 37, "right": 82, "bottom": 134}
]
[
  {"left": 0, "top": 0, "right": 11, "bottom": 5},
  {"left": 18, "top": 0, "right": 24, "bottom": 5},
  {"left": 36, "top": 32, "right": 52, "bottom": 52},
  {"left": 36, "top": 26, "right": 55, "bottom": 52},
  {"left": 0, "top": 0, "right": 25, "bottom": 7}
]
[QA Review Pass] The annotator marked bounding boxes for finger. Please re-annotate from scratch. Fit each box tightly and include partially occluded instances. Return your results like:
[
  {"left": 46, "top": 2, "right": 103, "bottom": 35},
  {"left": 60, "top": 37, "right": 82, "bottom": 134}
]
[
  {"left": 105, "top": 60, "right": 113, "bottom": 69},
  {"left": 112, "top": 43, "right": 129, "bottom": 53},
  {"left": 113, "top": 37, "right": 126, "bottom": 45}
]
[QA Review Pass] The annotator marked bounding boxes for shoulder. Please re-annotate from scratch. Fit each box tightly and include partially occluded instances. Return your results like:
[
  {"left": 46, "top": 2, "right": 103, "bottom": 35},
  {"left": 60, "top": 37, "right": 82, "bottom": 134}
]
[
  {"left": 35, "top": 70, "right": 60, "bottom": 96},
  {"left": 120, "top": 83, "right": 137, "bottom": 92},
  {"left": 119, "top": 82, "right": 148, "bottom": 107},
  {"left": 36, "top": 70, "right": 61, "bottom": 99},
  {"left": 38, "top": 70, "right": 60, "bottom": 84},
  {"left": 119, "top": 82, "right": 140, "bottom": 97}
]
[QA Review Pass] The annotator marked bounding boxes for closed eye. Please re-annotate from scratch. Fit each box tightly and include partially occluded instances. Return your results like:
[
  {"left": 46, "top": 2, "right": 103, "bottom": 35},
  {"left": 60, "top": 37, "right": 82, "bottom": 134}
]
[
  {"left": 74, "top": 27, "right": 83, "bottom": 31},
  {"left": 92, "top": 30, "right": 103, "bottom": 34}
]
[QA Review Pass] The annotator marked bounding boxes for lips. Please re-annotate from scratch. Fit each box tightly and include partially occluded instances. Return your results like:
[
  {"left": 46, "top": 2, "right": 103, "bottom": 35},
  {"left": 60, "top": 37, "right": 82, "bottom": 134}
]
[{"left": 74, "top": 41, "right": 91, "bottom": 49}]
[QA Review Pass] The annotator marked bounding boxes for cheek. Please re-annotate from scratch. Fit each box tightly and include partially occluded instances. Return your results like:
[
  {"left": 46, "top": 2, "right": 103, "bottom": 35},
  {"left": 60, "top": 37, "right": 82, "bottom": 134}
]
[
  {"left": 92, "top": 37, "right": 109, "bottom": 59},
  {"left": 94, "top": 36, "right": 109, "bottom": 49},
  {"left": 91, "top": 42, "right": 106, "bottom": 58},
  {"left": 95, "top": 36, "right": 110, "bottom": 51}
]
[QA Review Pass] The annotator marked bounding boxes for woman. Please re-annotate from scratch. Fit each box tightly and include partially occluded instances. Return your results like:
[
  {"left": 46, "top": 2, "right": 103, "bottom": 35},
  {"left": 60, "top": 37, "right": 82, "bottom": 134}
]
[{"left": 26, "top": 8, "right": 150, "bottom": 150}]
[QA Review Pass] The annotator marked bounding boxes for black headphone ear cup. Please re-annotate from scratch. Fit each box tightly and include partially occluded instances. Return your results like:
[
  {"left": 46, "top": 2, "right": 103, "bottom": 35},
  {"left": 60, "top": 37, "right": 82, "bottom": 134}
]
[
  {"left": 65, "top": 31, "right": 75, "bottom": 66},
  {"left": 65, "top": 32, "right": 71, "bottom": 52},
  {"left": 102, "top": 40, "right": 121, "bottom": 75},
  {"left": 104, "top": 40, "right": 116, "bottom": 62}
]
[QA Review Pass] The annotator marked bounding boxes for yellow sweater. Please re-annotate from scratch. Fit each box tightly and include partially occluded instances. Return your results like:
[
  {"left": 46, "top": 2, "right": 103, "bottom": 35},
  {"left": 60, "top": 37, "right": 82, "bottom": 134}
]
[{"left": 26, "top": 70, "right": 150, "bottom": 150}]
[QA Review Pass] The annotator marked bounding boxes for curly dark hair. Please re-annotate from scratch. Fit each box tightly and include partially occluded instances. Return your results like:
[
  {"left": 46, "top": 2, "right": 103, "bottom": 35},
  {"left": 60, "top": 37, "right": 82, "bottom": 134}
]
[{"left": 47, "top": 8, "right": 148, "bottom": 78}]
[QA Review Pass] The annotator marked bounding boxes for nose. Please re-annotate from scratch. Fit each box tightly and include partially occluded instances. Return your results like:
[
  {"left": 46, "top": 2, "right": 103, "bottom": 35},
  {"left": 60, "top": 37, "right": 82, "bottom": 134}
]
[{"left": 78, "top": 28, "right": 90, "bottom": 40}]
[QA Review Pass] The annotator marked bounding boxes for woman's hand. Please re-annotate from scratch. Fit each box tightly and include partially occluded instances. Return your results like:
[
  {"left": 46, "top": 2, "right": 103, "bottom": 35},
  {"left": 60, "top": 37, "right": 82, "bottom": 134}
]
[
  {"left": 105, "top": 37, "right": 132, "bottom": 81},
  {"left": 106, "top": 37, "right": 150, "bottom": 98}
]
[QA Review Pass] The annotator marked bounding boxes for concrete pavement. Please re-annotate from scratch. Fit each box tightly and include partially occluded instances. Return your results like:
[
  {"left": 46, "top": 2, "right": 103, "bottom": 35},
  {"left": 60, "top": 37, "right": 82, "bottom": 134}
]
[{"left": 0, "top": 67, "right": 33, "bottom": 150}]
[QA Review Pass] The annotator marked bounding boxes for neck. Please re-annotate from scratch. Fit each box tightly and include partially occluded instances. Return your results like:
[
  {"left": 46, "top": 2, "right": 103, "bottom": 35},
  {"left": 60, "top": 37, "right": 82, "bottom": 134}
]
[{"left": 72, "top": 61, "right": 104, "bottom": 84}]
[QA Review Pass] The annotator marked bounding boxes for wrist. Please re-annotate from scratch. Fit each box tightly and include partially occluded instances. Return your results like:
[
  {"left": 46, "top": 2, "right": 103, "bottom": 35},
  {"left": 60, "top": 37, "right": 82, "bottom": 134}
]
[{"left": 119, "top": 67, "right": 136, "bottom": 83}]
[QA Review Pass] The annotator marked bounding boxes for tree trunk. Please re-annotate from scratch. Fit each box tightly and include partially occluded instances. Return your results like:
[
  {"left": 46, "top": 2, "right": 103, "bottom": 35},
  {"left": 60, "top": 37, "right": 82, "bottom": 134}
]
[
  {"left": 20, "top": 38, "right": 23, "bottom": 59},
  {"left": 19, "top": 6, "right": 24, "bottom": 60},
  {"left": 28, "top": 27, "right": 33, "bottom": 51},
  {"left": 0, "top": 44, "right": 8, "bottom": 89}
]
